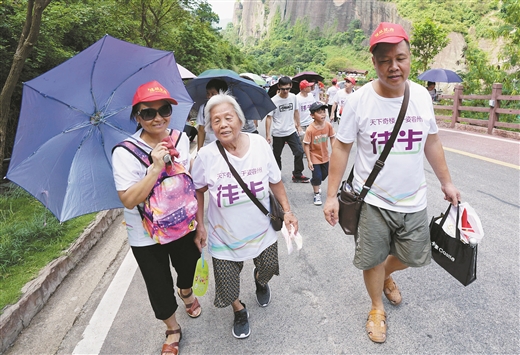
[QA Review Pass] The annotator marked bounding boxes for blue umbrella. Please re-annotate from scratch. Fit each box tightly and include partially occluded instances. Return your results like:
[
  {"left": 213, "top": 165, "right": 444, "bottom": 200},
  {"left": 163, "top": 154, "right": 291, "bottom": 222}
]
[
  {"left": 6, "top": 35, "right": 193, "bottom": 222},
  {"left": 186, "top": 69, "right": 276, "bottom": 120},
  {"left": 418, "top": 68, "right": 462, "bottom": 83}
]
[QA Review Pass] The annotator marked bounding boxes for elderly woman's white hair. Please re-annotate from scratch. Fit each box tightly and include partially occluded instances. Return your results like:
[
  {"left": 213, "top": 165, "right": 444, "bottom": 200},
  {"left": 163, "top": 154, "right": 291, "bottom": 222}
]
[{"left": 204, "top": 91, "right": 246, "bottom": 134}]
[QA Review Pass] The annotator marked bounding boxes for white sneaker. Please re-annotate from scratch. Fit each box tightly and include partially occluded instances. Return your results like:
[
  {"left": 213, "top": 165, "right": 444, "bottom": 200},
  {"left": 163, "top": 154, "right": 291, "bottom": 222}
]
[{"left": 313, "top": 194, "right": 322, "bottom": 206}]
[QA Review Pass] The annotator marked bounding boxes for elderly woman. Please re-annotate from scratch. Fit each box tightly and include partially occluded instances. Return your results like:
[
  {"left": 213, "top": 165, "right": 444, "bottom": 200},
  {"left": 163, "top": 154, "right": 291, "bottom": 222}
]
[
  {"left": 112, "top": 80, "right": 206, "bottom": 355},
  {"left": 192, "top": 92, "right": 298, "bottom": 339}
]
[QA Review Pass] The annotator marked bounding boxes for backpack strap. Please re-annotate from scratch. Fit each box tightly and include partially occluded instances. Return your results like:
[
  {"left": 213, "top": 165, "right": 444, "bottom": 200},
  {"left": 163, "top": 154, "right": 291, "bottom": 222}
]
[
  {"left": 112, "top": 129, "right": 183, "bottom": 168},
  {"left": 169, "top": 129, "right": 182, "bottom": 148},
  {"left": 113, "top": 141, "right": 151, "bottom": 167}
]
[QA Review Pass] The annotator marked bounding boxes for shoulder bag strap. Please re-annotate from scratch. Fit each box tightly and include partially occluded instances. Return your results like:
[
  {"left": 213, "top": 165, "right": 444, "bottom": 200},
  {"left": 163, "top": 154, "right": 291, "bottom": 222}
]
[
  {"left": 356, "top": 81, "right": 410, "bottom": 199},
  {"left": 113, "top": 141, "right": 151, "bottom": 167},
  {"left": 216, "top": 141, "right": 272, "bottom": 218}
]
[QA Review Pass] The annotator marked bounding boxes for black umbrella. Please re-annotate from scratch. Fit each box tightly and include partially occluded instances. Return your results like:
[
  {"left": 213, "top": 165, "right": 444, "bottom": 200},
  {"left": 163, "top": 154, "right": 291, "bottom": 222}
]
[
  {"left": 292, "top": 71, "right": 324, "bottom": 83},
  {"left": 267, "top": 80, "right": 300, "bottom": 98}
]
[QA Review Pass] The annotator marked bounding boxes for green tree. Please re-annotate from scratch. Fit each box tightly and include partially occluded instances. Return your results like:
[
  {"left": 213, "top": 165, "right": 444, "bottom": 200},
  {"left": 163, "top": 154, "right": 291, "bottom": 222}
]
[
  {"left": 351, "top": 29, "right": 366, "bottom": 51},
  {"left": 326, "top": 57, "right": 347, "bottom": 73},
  {"left": 0, "top": 0, "right": 52, "bottom": 176},
  {"left": 494, "top": 0, "right": 519, "bottom": 69},
  {"left": 460, "top": 39, "right": 500, "bottom": 94},
  {"left": 122, "top": 0, "right": 187, "bottom": 48},
  {"left": 410, "top": 18, "right": 449, "bottom": 74}
]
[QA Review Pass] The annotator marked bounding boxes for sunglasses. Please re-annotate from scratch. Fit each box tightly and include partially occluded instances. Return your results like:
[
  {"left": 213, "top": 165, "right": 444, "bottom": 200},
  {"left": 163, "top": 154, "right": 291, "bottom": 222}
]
[
  {"left": 136, "top": 104, "right": 172, "bottom": 121},
  {"left": 279, "top": 87, "right": 291, "bottom": 91}
]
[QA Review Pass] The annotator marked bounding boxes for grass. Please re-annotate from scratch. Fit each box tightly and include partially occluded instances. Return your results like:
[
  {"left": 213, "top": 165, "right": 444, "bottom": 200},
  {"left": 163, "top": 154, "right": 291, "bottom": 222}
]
[{"left": 0, "top": 183, "right": 95, "bottom": 314}]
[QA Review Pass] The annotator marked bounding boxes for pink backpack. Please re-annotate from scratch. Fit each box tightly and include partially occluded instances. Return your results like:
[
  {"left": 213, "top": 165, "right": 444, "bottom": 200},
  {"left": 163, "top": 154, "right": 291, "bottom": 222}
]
[{"left": 114, "top": 130, "right": 197, "bottom": 244}]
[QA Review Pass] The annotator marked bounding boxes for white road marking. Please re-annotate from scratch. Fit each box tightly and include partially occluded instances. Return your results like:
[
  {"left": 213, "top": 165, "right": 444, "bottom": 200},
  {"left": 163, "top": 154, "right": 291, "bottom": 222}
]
[{"left": 72, "top": 250, "right": 137, "bottom": 355}]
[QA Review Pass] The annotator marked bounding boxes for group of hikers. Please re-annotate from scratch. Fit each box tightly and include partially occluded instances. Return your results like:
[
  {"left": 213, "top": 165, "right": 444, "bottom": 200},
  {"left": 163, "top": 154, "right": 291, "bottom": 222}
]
[{"left": 111, "top": 22, "right": 459, "bottom": 354}]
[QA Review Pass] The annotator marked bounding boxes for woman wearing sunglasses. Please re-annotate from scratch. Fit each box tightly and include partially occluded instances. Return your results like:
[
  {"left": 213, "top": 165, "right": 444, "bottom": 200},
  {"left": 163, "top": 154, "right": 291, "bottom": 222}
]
[{"left": 112, "top": 80, "right": 206, "bottom": 355}]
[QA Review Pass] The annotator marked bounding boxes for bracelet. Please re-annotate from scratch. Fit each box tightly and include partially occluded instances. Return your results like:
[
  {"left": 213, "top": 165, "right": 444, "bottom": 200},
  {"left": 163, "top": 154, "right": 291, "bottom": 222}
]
[{"left": 284, "top": 210, "right": 293, "bottom": 214}]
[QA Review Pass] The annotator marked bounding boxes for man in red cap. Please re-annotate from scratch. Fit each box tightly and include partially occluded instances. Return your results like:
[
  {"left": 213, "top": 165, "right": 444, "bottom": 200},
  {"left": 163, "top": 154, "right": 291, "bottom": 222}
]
[
  {"left": 330, "top": 76, "right": 356, "bottom": 123},
  {"left": 297, "top": 80, "right": 316, "bottom": 144},
  {"left": 324, "top": 22, "right": 460, "bottom": 343}
]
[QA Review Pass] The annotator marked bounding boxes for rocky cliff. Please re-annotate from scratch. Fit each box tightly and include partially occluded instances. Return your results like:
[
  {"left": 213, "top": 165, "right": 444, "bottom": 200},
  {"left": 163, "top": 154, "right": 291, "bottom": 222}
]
[
  {"left": 232, "top": 0, "right": 412, "bottom": 42},
  {"left": 232, "top": 0, "right": 508, "bottom": 80}
]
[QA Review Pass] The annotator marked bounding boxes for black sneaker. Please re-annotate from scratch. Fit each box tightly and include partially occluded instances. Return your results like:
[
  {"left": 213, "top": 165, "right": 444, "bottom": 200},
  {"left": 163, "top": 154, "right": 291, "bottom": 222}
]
[
  {"left": 232, "top": 302, "right": 250, "bottom": 339},
  {"left": 292, "top": 175, "right": 310, "bottom": 183},
  {"left": 253, "top": 267, "right": 271, "bottom": 307}
]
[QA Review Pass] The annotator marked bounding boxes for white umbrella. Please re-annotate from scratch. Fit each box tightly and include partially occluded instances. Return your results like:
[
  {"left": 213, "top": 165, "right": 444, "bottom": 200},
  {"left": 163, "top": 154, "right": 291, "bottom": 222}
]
[{"left": 177, "top": 64, "right": 196, "bottom": 79}]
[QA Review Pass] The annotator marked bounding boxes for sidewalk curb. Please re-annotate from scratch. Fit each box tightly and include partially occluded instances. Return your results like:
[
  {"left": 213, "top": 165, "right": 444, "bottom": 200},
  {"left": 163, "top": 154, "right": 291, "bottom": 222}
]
[{"left": 0, "top": 209, "right": 122, "bottom": 354}]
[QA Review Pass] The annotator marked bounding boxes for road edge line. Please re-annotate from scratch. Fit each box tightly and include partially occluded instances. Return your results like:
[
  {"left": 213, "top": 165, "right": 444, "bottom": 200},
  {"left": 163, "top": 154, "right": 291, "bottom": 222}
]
[
  {"left": 443, "top": 147, "right": 520, "bottom": 170},
  {"left": 72, "top": 250, "right": 137, "bottom": 355}
]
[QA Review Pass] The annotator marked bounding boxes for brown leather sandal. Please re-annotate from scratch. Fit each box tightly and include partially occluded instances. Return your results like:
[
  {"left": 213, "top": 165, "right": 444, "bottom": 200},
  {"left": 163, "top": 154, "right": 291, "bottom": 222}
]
[
  {"left": 383, "top": 276, "right": 402, "bottom": 305},
  {"left": 366, "top": 309, "right": 387, "bottom": 343},
  {"left": 161, "top": 328, "right": 182, "bottom": 355},
  {"left": 177, "top": 288, "right": 202, "bottom": 318}
]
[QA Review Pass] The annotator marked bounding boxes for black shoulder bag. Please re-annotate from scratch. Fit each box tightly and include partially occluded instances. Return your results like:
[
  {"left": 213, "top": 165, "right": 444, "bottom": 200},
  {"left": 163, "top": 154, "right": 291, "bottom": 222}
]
[
  {"left": 338, "top": 82, "right": 410, "bottom": 235},
  {"left": 216, "top": 141, "right": 284, "bottom": 231}
]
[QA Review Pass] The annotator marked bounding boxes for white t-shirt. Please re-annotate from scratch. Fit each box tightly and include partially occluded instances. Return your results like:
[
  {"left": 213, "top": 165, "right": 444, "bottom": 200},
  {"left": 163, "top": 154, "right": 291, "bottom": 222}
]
[
  {"left": 196, "top": 103, "right": 217, "bottom": 146},
  {"left": 312, "top": 85, "right": 320, "bottom": 101},
  {"left": 112, "top": 129, "right": 192, "bottom": 247},
  {"left": 269, "top": 93, "right": 298, "bottom": 137},
  {"left": 191, "top": 133, "right": 281, "bottom": 262},
  {"left": 332, "top": 89, "right": 353, "bottom": 117},
  {"left": 297, "top": 93, "right": 316, "bottom": 127},
  {"left": 242, "top": 119, "right": 257, "bottom": 133},
  {"left": 326, "top": 85, "right": 339, "bottom": 104},
  {"left": 336, "top": 81, "right": 438, "bottom": 213}
]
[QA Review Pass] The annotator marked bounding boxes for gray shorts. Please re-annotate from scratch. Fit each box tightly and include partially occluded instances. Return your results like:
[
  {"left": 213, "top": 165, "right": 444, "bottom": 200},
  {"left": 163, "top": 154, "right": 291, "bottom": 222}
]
[{"left": 353, "top": 203, "right": 431, "bottom": 270}]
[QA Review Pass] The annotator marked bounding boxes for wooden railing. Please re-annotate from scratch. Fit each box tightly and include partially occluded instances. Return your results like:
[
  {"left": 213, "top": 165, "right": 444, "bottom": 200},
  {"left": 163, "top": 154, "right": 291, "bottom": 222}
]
[{"left": 433, "top": 83, "right": 520, "bottom": 135}]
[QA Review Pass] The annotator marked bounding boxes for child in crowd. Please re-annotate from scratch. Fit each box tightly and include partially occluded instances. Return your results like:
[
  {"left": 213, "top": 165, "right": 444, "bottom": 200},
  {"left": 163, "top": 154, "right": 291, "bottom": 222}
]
[{"left": 303, "top": 102, "right": 336, "bottom": 205}]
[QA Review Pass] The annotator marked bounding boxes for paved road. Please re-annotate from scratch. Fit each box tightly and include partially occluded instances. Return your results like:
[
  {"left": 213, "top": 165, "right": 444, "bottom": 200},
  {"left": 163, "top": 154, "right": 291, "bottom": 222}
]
[{"left": 6, "top": 125, "right": 520, "bottom": 354}]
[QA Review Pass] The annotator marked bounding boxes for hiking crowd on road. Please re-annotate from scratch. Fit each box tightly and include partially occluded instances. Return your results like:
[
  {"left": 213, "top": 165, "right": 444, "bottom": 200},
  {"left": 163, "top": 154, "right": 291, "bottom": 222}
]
[{"left": 111, "top": 22, "right": 459, "bottom": 355}]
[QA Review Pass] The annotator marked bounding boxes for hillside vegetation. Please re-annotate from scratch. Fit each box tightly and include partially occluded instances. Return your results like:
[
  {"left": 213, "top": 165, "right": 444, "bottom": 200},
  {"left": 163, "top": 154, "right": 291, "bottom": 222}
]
[{"left": 224, "top": 0, "right": 519, "bottom": 97}]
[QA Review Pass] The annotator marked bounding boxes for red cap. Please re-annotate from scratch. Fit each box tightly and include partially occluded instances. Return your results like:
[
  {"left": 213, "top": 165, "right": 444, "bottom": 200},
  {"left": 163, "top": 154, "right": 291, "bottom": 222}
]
[
  {"left": 344, "top": 77, "right": 356, "bottom": 85},
  {"left": 132, "top": 80, "right": 178, "bottom": 106},
  {"left": 331, "top": 78, "right": 337, "bottom": 84},
  {"left": 369, "top": 22, "right": 409, "bottom": 53},
  {"left": 299, "top": 80, "right": 314, "bottom": 90}
]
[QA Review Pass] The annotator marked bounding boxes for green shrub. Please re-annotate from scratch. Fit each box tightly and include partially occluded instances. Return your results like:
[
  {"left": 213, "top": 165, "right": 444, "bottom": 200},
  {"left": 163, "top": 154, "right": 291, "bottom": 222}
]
[{"left": 0, "top": 183, "right": 95, "bottom": 311}]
